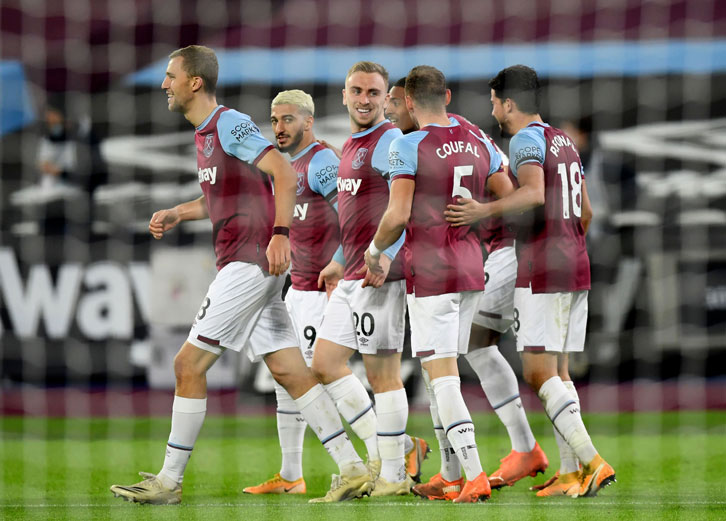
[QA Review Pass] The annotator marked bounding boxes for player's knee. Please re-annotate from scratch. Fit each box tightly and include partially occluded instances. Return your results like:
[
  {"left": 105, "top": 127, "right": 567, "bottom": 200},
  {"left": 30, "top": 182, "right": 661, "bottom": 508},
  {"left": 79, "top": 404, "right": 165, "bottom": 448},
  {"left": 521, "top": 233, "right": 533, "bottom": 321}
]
[
  {"left": 173, "top": 352, "right": 204, "bottom": 383},
  {"left": 366, "top": 373, "right": 402, "bottom": 394},
  {"left": 310, "top": 359, "right": 331, "bottom": 384},
  {"left": 522, "top": 366, "right": 549, "bottom": 392}
]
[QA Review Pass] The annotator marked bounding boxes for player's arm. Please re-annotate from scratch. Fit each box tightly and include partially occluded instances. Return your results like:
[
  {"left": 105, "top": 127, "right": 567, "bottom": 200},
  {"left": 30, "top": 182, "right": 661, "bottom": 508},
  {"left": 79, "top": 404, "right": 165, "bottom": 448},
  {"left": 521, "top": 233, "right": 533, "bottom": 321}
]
[
  {"left": 149, "top": 195, "right": 208, "bottom": 240},
  {"left": 443, "top": 168, "right": 515, "bottom": 225},
  {"left": 257, "top": 148, "right": 296, "bottom": 276},
  {"left": 471, "top": 163, "right": 545, "bottom": 220},
  {"left": 581, "top": 177, "right": 593, "bottom": 234}
]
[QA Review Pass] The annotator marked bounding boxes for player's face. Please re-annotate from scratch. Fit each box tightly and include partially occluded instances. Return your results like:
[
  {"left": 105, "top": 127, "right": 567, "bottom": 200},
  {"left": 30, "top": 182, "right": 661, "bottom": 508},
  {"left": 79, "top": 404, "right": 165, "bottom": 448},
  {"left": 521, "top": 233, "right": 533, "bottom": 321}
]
[
  {"left": 342, "top": 71, "right": 389, "bottom": 132},
  {"left": 161, "top": 57, "right": 195, "bottom": 114},
  {"left": 490, "top": 89, "right": 513, "bottom": 138},
  {"left": 270, "top": 104, "right": 309, "bottom": 154},
  {"left": 385, "top": 86, "right": 416, "bottom": 133}
]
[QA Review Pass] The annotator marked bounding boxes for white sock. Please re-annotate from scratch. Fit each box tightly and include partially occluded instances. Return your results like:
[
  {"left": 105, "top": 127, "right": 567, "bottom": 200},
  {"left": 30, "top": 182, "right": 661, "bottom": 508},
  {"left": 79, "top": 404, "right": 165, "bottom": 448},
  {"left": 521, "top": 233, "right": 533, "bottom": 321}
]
[
  {"left": 538, "top": 376, "right": 597, "bottom": 465},
  {"left": 556, "top": 380, "right": 582, "bottom": 473},
  {"left": 465, "top": 346, "right": 536, "bottom": 452},
  {"left": 294, "top": 383, "right": 365, "bottom": 474},
  {"left": 374, "top": 389, "right": 408, "bottom": 483},
  {"left": 422, "top": 368, "right": 460, "bottom": 481},
  {"left": 404, "top": 434, "right": 414, "bottom": 454},
  {"left": 432, "top": 375, "right": 483, "bottom": 480},
  {"left": 325, "top": 374, "right": 379, "bottom": 461},
  {"left": 159, "top": 396, "right": 206, "bottom": 487},
  {"left": 274, "top": 383, "right": 306, "bottom": 481}
]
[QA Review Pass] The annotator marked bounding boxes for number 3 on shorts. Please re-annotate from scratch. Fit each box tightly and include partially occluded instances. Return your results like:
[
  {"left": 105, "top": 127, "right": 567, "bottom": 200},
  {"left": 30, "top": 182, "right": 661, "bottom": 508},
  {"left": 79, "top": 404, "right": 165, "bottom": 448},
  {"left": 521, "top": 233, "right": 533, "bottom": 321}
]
[{"left": 197, "top": 297, "right": 211, "bottom": 320}]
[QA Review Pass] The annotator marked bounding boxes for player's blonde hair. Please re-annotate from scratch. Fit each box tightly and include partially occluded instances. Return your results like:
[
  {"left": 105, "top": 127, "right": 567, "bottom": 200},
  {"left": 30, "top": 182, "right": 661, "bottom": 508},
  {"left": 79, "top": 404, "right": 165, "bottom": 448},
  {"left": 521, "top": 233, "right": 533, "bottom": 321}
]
[
  {"left": 346, "top": 61, "right": 389, "bottom": 86},
  {"left": 271, "top": 89, "right": 315, "bottom": 116}
]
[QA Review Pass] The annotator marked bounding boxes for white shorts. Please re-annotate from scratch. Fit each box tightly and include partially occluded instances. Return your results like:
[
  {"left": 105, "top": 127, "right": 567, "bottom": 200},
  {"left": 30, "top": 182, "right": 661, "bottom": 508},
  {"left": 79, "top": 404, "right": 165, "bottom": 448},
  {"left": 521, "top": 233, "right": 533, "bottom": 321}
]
[
  {"left": 513, "top": 286, "right": 588, "bottom": 353},
  {"left": 472, "top": 246, "right": 517, "bottom": 333},
  {"left": 187, "top": 262, "right": 298, "bottom": 362},
  {"left": 317, "top": 279, "right": 406, "bottom": 355},
  {"left": 407, "top": 291, "right": 482, "bottom": 361},
  {"left": 284, "top": 287, "right": 328, "bottom": 367}
]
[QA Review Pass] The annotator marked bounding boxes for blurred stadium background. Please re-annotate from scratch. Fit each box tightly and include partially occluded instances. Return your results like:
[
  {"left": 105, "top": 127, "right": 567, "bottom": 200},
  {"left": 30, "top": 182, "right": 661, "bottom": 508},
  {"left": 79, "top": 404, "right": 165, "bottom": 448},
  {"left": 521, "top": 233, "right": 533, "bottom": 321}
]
[{"left": 1, "top": 0, "right": 725, "bottom": 427}]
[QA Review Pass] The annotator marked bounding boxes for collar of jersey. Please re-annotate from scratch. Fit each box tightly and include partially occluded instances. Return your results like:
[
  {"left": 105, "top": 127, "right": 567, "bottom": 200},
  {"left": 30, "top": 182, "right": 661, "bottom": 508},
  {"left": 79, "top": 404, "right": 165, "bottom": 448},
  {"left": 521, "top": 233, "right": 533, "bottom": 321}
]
[
  {"left": 352, "top": 119, "right": 388, "bottom": 138},
  {"left": 290, "top": 141, "right": 319, "bottom": 161},
  {"left": 424, "top": 118, "right": 461, "bottom": 129},
  {"left": 526, "top": 121, "right": 550, "bottom": 129},
  {"left": 196, "top": 105, "right": 225, "bottom": 131}
]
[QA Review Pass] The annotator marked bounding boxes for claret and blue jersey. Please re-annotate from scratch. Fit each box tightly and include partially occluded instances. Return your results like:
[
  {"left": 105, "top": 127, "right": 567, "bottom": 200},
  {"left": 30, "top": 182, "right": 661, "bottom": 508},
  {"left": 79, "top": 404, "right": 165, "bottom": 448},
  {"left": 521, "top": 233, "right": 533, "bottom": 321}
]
[
  {"left": 388, "top": 118, "right": 503, "bottom": 297},
  {"left": 508, "top": 122, "right": 591, "bottom": 293}
]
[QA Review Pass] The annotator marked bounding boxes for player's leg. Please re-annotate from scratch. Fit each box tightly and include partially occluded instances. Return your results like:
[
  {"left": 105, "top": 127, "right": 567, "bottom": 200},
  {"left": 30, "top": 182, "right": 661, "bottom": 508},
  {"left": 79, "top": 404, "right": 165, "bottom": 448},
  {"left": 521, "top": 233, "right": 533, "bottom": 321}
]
[
  {"left": 410, "top": 291, "right": 489, "bottom": 503},
  {"left": 518, "top": 289, "right": 614, "bottom": 497},
  {"left": 465, "top": 326, "right": 547, "bottom": 488},
  {"left": 362, "top": 351, "right": 411, "bottom": 495}
]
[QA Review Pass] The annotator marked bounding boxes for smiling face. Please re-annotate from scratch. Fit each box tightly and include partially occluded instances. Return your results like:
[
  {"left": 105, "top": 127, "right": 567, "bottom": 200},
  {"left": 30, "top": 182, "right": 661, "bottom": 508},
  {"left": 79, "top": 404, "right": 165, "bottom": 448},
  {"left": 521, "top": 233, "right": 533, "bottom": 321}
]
[
  {"left": 385, "top": 85, "right": 416, "bottom": 133},
  {"left": 342, "top": 71, "right": 388, "bottom": 133},
  {"left": 161, "top": 56, "right": 196, "bottom": 114},
  {"left": 270, "top": 103, "right": 310, "bottom": 155}
]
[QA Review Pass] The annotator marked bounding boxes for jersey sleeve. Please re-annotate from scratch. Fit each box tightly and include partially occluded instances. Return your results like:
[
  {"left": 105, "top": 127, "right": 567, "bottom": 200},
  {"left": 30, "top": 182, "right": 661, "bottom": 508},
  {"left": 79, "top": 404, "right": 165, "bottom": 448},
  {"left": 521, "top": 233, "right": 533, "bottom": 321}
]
[
  {"left": 508, "top": 127, "right": 546, "bottom": 177},
  {"left": 371, "top": 127, "right": 403, "bottom": 177},
  {"left": 307, "top": 147, "right": 340, "bottom": 209},
  {"left": 470, "top": 131, "right": 504, "bottom": 177},
  {"left": 389, "top": 132, "right": 425, "bottom": 181},
  {"left": 217, "top": 110, "right": 274, "bottom": 165}
]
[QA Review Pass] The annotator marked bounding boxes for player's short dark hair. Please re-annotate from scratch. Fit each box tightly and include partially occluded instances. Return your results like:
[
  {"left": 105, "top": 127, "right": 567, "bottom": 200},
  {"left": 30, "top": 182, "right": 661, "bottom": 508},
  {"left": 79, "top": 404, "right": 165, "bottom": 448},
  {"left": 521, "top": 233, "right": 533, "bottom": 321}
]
[
  {"left": 393, "top": 77, "right": 406, "bottom": 88},
  {"left": 404, "top": 65, "right": 447, "bottom": 110},
  {"left": 346, "top": 61, "right": 389, "bottom": 86},
  {"left": 169, "top": 45, "right": 218, "bottom": 95},
  {"left": 488, "top": 65, "right": 540, "bottom": 114}
]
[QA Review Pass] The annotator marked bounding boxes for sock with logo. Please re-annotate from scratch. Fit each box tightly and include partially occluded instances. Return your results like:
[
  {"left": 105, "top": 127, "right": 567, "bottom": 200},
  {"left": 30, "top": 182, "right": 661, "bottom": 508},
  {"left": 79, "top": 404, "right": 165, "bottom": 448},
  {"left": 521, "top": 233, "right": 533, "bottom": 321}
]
[
  {"left": 422, "top": 368, "right": 461, "bottom": 481},
  {"left": 274, "top": 383, "right": 306, "bottom": 481},
  {"left": 465, "top": 346, "right": 536, "bottom": 453},
  {"left": 538, "top": 376, "right": 597, "bottom": 465},
  {"left": 295, "top": 383, "right": 364, "bottom": 473},
  {"left": 374, "top": 388, "right": 408, "bottom": 483},
  {"left": 554, "top": 380, "right": 583, "bottom": 473},
  {"left": 431, "top": 375, "right": 483, "bottom": 481},
  {"left": 159, "top": 395, "right": 206, "bottom": 487},
  {"left": 325, "top": 374, "right": 379, "bottom": 462}
]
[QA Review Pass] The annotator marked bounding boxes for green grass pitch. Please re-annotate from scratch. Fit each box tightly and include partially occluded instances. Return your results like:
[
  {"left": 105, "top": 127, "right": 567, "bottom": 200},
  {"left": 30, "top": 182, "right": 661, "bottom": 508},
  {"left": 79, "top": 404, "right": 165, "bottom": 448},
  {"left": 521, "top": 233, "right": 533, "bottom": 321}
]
[{"left": 1, "top": 411, "right": 725, "bottom": 520}]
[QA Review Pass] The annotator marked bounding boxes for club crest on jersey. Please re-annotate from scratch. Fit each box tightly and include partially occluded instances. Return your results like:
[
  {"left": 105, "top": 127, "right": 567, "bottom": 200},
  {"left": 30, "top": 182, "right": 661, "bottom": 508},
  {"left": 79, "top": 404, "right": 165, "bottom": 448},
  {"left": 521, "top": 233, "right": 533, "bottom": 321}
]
[
  {"left": 203, "top": 134, "right": 215, "bottom": 158},
  {"left": 352, "top": 148, "right": 369, "bottom": 169},
  {"left": 296, "top": 172, "right": 305, "bottom": 195}
]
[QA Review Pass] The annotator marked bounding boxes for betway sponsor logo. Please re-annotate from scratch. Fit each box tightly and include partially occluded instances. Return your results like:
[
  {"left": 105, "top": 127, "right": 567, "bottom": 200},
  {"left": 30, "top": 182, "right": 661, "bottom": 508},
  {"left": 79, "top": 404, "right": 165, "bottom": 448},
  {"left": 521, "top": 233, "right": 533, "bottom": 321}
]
[
  {"left": 0, "top": 248, "right": 149, "bottom": 340},
  {"left": 198, "top": 166, "right": 217, "bottom": 185},
  {"left": 293, "top": 203, "right": 309, "bottom": 221},
  {"left": 337, "top": 177, "right": 362, "bottom": 195}
]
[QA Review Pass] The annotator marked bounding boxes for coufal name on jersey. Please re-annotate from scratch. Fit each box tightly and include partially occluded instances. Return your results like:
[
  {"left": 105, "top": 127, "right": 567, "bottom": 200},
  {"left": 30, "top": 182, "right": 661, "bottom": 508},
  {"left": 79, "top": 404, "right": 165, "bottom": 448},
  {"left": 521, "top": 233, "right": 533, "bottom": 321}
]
[
  {"left": 337, "top": 177, "right": 362, "bottom": 195},
  {"left": 198, "top": 166, "right": 217, "bottom": 184},
  {"left": 436, "top": 140, "right": 480, "bottom": 159},
  {"left": 548, "top": 134, "right": 577, "bottom": 157}
]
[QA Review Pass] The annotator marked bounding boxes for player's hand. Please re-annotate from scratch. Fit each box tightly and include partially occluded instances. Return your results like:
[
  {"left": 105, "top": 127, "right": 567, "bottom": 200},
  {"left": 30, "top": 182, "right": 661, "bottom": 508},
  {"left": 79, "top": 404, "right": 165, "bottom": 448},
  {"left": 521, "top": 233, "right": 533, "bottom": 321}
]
[
  {"left": 317, "top": 139, "right": 342, "bottom": 160},
  {"left": 149, "top": 208, "right": 181, "bottom": 239},
  {"left": 357, "top": 252, "right": 390, "bottom": 289},
  {"left": 266, "top": 234, "right": 291, "bottom": 276},
  {"left": 318, "top": 260, "right": 344, "bottom": 299},
  {"left": 444, "top": 198, "right": 486, "bottom": 227}
]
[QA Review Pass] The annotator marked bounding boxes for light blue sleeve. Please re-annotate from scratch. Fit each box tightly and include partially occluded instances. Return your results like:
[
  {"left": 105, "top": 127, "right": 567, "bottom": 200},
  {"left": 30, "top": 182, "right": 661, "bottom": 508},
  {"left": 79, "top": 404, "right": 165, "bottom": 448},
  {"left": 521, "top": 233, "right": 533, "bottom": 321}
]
[
  {"left": 371, "top": 127, "right": 403, "bottom": 176},
  {"left": 389, "top": 132, "right": 427, "bottom": 179},
  {"left": 307, "top": 148, "right": 340, "bottom": 210},
  {"left": 470, "top": 131, "right": 504, "bottom": 176},
  {"left": 217, "top": 110, "right": 273, "bottom": 164},
  {"left": 508, "top": 126, "right": 546, "bottom": 178},
  {"left": 382, "top": 230, "right": 406, "bottom": 261}
]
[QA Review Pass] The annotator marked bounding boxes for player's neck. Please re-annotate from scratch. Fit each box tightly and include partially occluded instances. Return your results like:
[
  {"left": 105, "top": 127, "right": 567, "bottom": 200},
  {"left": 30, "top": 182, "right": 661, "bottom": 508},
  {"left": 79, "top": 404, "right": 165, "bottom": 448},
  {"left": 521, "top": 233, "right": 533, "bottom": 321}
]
[
  {"left": 413, "top": 108, "right": 450, "bottom": 128},
  {"left": 185, "top": 96, "right": 219, "bottom": 128},
  {"left": 510, "top": 113, "right": 543, "bottom": 135},
  {"left": 290, "top": 133, "right": 316, "bottom": 157},
  {"left": 350, "top": 115, "right": 385, "bottom": 134}
]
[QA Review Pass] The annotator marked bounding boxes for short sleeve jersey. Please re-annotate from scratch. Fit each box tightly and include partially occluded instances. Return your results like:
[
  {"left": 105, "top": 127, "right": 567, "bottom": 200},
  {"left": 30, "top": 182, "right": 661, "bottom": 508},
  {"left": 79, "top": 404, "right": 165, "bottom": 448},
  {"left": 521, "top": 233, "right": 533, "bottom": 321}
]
[
  {"left": 289, "top": 142, "right": 341, "bottom": 291},
  {"left": 389, "top": 119, "right": 503, "bottom": 297},
  {"left": 337, "top": 120, "right": 404, "bottom": 281},
  {"left": 195, "top": 106, "right": 276, "bottom": 271},
  {"left": 509, "top": 122, "right": 590, "bottom": 293},
  {"left": 448, "top": 113, "right": 515, "bottom": 253}
]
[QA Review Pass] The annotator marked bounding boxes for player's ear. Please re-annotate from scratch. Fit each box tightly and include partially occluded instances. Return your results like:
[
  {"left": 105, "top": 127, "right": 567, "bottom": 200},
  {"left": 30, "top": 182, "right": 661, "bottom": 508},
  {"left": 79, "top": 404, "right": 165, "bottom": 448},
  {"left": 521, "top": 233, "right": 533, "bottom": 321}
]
[
  {"left": 445, "top": 89, "right": 452, "bottom": 106},
  {"left": 405, "top": 95, "right": 414, "bottom": 112},
  {"left": 305, "top": 115, "right": 314, "bottom": 131},
  {"left": 342, "top": 88, "right": 347, "bottom": 106},
  {"left": 191, "top": 76, "right": 203, "bottom": 93}
]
